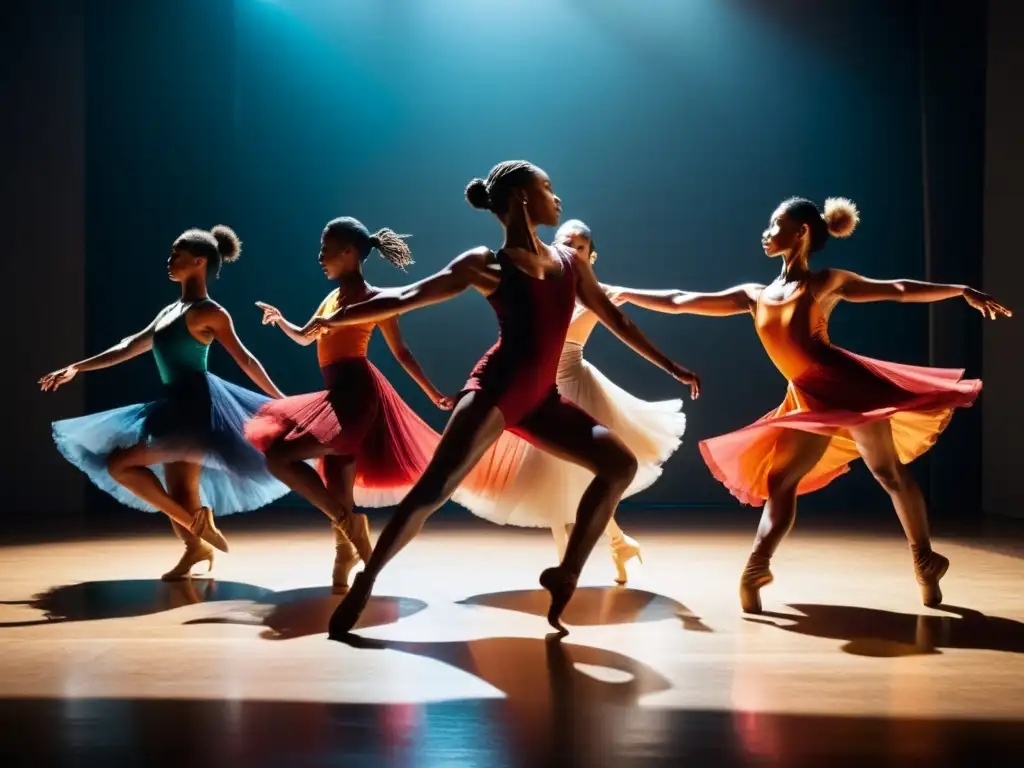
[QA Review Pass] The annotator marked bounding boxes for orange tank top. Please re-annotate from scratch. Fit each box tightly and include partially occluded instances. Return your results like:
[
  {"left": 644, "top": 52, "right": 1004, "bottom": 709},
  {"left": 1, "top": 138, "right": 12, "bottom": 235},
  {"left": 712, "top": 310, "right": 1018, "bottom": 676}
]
[
  {"left": 315, "top": 289, "right": 376, "bottom": 367},
  {"left": 754, "top": 285, "right": 832, "bottom": 383}
]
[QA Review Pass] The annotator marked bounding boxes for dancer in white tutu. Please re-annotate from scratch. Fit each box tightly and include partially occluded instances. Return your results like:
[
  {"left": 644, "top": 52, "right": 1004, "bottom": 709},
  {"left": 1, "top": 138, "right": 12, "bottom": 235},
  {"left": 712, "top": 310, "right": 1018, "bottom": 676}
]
[{"left": 468, "top": 220, "right": 687, "bottom": 584}]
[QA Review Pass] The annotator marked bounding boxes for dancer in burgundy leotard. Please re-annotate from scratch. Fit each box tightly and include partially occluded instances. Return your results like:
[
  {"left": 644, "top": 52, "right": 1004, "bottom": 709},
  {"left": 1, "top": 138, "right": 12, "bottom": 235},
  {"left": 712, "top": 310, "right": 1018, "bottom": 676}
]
[{"left": 316, "top": 160, "right": 699, "bottom": 636}]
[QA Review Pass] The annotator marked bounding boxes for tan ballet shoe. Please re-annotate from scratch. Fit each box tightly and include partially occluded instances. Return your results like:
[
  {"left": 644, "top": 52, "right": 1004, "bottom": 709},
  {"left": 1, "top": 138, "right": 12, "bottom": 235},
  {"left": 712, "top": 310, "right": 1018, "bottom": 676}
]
[
  {"left": 162, "top": 543, "right": 215, "bottom": 581},
  {"left": 188, "top": 506, "right": 229, "bottom": 553},
  {"left": 611, "top": 533, "right": 642, "bottom": 585},
  {"left": 912, "top": 545, "right": 949, "bottom": 608},
  {"left": 332, "top": 524, "right": 361, "bottom": 593},
  {"left": 739, "top": 553, "right": 773, "bottom": 614},
  {"left": 341, "top": 511, "right": 372, "bottom": 565}
]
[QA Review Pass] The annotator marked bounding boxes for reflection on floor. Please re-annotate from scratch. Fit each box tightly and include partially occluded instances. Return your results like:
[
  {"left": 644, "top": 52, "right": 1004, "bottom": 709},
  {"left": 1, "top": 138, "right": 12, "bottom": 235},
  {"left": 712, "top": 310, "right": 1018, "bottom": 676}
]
[{"left": 1, "top": 520, "right": 1023, "bottom": 765}]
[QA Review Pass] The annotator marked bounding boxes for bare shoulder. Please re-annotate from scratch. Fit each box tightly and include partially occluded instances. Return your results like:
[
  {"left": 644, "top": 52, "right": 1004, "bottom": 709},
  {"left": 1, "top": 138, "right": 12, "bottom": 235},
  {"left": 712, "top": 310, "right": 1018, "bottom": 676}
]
[
  {"left": 812, "top": 268, "right": 856, "bottom": 296},
  {"left": 449, "top": 246, "right": 496, "bottom": 272},
  {"left": 192, "top": 298, "right": 230, "bottom": 326}
]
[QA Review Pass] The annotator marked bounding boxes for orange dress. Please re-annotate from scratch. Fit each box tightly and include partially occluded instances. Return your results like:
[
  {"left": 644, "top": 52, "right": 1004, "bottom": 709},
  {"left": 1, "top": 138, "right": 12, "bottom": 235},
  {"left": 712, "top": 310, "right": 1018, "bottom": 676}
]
[
  {"left": 245, "top": 290, "right": 444, "bottom": 507},
  {"left": 698, "top": 284, "right": 981, "bottom": 506}
]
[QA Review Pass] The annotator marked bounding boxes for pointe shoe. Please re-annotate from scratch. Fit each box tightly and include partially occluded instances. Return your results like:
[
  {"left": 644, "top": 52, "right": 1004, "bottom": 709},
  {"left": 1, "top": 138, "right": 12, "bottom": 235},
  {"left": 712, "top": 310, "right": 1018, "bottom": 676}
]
[
  {"left": 189, "top": 506, "right": 229, "bottom": 553},
  {"left": 162, "top": 542, "right": 215, "bottom": 581},
  {"left": 328, "top": 571, "right": 374, "bottom": 639},
  {"left": 539, "top": 566, "right": 578, "bottom": 634},
  {"left": 342, "top": 511, "right": 373, "bottom": 565},
  {"left": 611, "top": 533, "right": 642, "bottom": 586},
  {"left": 739, "top": 553, "right": 773, "bottom": 614},
  {"left": 332, "top": 525, "right": 361, "bottom": 593},
  {"left": 912, "top": 546, "right": 949, "bottom": 608}
]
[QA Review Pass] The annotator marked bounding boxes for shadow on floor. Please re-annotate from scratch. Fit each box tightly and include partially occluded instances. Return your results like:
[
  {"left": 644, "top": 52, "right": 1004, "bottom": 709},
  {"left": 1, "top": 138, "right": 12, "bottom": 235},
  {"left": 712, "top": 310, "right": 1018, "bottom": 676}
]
[
  {"left": 0, "top": 580, "right": 426, "bottom": 638},
  {"left": 459, "top": 586, "right": 711, "bottom": 631},
  {"left": 746, "top": 603, "right": 1024, "bottom": 657}
]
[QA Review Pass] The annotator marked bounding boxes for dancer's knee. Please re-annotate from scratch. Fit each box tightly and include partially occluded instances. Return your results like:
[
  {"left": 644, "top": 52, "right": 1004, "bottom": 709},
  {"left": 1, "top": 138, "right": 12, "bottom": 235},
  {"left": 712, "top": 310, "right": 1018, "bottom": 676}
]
[
  {"left": 867, "top": 459, "right": 905, "bottom": 494},
  {"left": 595, "top": 440, "right": 638, "bottom": 488},
  {"left": 766, "top": 466, "right": 802, "bottom": 498},
  {"left": 106, "top": 448, "right": 131, "bottom": 479}
]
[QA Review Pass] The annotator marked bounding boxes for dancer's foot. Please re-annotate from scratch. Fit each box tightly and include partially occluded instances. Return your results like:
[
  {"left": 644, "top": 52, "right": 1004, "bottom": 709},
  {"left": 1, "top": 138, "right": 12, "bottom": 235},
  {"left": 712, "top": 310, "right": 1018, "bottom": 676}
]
[
  {"left": 539, "top": 566, "right": 578, "bottom": 634},
  {"left": 328, "top": 571, "right": 374, "bottom": 639},
  {"left": 189, "top": 506, "right": 229, "bottom": 553},
  {"left": 162, "top": 541, "right": 215, "bottom": 581},
  {"left": 610, "top": 533, "right": 642, "bottom": 585},
  {"left": 912, "top": 545, "right": 949, "bottom": 608},
  {"left": 332, "top": 524, "right": 361, "bottom": 593},
  {"left": 739, "top": 553, "right": 773, "bottom": 614}
]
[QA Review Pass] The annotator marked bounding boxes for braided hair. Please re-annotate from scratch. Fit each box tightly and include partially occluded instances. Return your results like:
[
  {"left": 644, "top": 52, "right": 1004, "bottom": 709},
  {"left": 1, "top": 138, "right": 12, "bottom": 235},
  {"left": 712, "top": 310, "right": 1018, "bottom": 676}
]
[
  {"left": 464, "top": 160, "right": 539, "bottom": 216},
  {"left": 324, "top": 216, "right": 413, "bottom": 270}
]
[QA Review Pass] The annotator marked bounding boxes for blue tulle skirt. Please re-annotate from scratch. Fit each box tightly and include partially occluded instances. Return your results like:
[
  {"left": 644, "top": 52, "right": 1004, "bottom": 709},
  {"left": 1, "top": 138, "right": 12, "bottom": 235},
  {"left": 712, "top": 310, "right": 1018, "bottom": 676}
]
[{"left": 52, "top": 372, "right": 291, "bottom": 515}]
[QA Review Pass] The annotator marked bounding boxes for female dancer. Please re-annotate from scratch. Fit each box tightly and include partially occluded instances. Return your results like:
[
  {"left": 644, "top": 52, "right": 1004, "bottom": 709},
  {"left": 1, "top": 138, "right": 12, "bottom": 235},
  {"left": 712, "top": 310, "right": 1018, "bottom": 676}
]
[
  {"left": 317, "top": 160, "right": 700, "bottom": 635},
  {"left": 246, "top": 217, "right": 455, "bottom": 591},
  {"left": 466, "top": 218, "right": 687, "bottom": 585},
  {"left": 40, "top": 226, "right": 288, "bottom": 578},
  {"left": 612, "top": 197, "right": 1009, "bottom": 612}
]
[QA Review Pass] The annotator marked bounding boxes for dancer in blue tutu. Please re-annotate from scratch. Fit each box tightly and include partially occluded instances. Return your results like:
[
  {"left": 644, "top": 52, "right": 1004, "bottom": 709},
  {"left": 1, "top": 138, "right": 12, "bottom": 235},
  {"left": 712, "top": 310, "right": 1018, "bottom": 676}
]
[{"left": 39, "top": 225, "right": 288, "bottom": 579}]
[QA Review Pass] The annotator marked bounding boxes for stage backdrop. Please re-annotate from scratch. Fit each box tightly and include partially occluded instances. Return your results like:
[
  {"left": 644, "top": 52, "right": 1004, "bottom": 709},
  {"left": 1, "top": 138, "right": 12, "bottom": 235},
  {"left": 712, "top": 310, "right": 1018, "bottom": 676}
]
[{"left": 73, "top": 0, "right": 989, "bottom": 515}]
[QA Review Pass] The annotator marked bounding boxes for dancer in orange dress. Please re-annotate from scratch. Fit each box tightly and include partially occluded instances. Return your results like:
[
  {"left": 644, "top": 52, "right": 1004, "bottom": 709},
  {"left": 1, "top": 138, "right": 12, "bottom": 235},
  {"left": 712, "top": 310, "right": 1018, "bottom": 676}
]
[
  {"left": 613, "top": 197, "right": 1010, "bottom": 612},
  {"left": 246, "top": 217, "right": 454, "bottom": 590}
]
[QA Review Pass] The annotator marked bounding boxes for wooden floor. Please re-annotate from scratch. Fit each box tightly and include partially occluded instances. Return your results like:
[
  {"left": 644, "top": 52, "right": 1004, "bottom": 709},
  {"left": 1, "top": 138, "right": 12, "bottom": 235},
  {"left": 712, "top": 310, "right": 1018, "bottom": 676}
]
[{"left": 1, "top": 519, "right": 1023, "bottom": 766}]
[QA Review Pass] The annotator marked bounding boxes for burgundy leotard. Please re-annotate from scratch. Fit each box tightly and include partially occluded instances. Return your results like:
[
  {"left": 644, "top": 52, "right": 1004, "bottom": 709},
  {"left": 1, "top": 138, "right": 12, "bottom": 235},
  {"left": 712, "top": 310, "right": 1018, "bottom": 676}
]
[{"left": 462, "top": 244, "right": 599, "bottom": 437}]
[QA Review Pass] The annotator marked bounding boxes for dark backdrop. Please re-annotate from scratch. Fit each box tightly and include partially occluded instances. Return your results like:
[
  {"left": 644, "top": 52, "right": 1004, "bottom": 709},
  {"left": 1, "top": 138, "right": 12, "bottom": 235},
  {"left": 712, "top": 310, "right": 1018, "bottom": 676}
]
[{"left": 6, "top": 0, "right": 999, "bottom": 524}]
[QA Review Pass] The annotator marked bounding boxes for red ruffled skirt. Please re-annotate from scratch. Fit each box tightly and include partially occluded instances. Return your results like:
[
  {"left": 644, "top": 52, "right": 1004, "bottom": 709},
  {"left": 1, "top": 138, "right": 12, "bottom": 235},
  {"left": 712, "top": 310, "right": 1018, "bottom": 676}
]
[
  {"left": 244, "top": 357, "right": 441, "bottom": 507},
  {"left": 699, "top": 348, "right": 981, "bottom": 507}
]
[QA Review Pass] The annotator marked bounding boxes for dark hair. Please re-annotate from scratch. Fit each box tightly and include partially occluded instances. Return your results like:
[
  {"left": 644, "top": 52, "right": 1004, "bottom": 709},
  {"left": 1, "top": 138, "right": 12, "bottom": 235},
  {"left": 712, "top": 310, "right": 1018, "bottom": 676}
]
[
  {"left": 781, "top": 197, "right": 859, "bottom": 253},
  {"left": 465, "top": 160, "right": 539, "bottom": 216},
  {"left": 556, "top": 219, "right": 595, "bottom": 252},
  {"left": 324, "top": 216, "right": 413, "bottom": 271},
  {"left": 173, "top": 225, "right": 241, "bottom": 278}
]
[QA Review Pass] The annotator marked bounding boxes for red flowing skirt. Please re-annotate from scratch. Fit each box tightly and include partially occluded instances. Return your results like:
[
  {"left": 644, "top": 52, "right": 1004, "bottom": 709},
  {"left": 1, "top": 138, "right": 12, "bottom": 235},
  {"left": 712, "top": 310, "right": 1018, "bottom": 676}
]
[
  {"left": 698, "top": 347, "right": 981, "bottom": 507},
  {"left": 244, "top": 357, "right": 441, "bottom": 507}
]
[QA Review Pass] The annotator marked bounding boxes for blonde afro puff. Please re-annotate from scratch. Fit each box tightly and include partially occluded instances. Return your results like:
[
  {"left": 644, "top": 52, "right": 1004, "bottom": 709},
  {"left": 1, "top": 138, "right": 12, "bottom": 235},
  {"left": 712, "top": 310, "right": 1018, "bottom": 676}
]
[{"left": 822, "top": 197, "right": 859, "bottom": 238}]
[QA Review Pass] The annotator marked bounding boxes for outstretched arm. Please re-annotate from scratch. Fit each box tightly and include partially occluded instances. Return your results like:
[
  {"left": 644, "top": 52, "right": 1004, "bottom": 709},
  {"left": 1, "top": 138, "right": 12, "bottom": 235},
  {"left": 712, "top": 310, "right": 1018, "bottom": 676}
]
[
  {"left": 380, "top": 317, "right": 453, "bottom": 410},
  {"left": 255, "top": 301, "right": 319, "bottom": 346},
  {"left": 206, "top": 305, "right": 285, "bottom": 398},
  {"left": 39, "top": 313, "right": 162, "bottom": 391},
  {"left": 307, "top": 248, "right": 492, "bottom": 335},
  {"left": 575, "top": 258, "right": 700, "bottom": 399},
  {"left": 607, "top": 284, "right": 763, "bottom": 317},
  {"left": 828, "top": 269, "right": 1012, "bottom": 319}
]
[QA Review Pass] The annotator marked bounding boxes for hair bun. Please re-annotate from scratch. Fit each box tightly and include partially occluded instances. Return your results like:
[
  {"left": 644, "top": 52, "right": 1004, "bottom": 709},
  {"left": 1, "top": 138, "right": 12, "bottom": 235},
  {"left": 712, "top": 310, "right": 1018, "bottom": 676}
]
[
  {"left": 211, "top": 224, "right": 241, "bottom": 262},
  {"left": 822, "top": 198, "right": 859, "bottom": 238},
  {"left": 465, "top": 178, "right": 492, "bottom": 211}
]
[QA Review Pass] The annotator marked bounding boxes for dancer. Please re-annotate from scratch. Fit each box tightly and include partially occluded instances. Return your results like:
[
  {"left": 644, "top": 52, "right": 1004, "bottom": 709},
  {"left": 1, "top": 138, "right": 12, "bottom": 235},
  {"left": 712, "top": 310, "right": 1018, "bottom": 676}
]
[
  {"left": 612, "top": 197, "right": 1009, "bottom": 612},
  {"left": 40, "top": 226, "right": 288, "bottom": 578},
  {"left": 318, "top": 160, "right": 700, "bottom": 635},
  {"left": 246, "top": 217, "right": 455, "bottom": 591},
  {"left": 466, "top": 218, "right": 687, "bottom": 585}
]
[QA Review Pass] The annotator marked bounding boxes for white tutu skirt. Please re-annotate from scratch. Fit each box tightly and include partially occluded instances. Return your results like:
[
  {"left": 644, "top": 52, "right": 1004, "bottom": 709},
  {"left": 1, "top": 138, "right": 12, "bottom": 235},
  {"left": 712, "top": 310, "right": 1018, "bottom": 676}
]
[{"left": 463, "top": 342, "right": 686, "bottom": 527}]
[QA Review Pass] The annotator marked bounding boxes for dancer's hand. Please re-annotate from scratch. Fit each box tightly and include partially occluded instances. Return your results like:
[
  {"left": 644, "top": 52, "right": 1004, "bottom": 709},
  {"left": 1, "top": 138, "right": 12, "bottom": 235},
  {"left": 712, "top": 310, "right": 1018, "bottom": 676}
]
[
  {"left": 667, "top": 363, "right": 700, "bottom": 400},
  {"left": 434, "top": 394, "right": 455, "bottom": 411},
  {"left": 39, "top": 365, "right": 78, "bottom": 392},
  {"left": 301, "top": 317, "right": 331, "bottom": 339},
  {"left": 607, "top": 290, "right": 629, "bottom": 307},
  {"left": 964, "top": 288, "right": 1011, "bottom": 320},
  {"left": 255, "top": 301, "right": 283, "bottom": 326}
]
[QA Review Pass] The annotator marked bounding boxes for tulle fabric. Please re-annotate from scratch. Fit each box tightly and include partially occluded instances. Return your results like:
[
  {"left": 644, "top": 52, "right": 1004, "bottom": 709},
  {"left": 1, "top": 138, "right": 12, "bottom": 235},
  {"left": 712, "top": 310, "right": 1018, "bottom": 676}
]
[
  {"left": 698, "top": 347, "right": 981, "bottom": 507},
  {"left": 457, "top": 342, "right": 686, "bottom": 527},
  {"left": 244, "top": 357, "right": 443, "bottom": 508},
  {"left": 52, "top": 372, "right": 291, "bottom": 515}
]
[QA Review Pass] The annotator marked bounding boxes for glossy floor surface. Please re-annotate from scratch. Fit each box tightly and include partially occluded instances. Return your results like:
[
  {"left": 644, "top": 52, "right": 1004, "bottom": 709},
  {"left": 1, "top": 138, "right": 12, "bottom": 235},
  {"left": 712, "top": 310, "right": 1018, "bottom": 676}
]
[{"left": 1, "top": 518, "right": 1023, "bottom": 766}]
